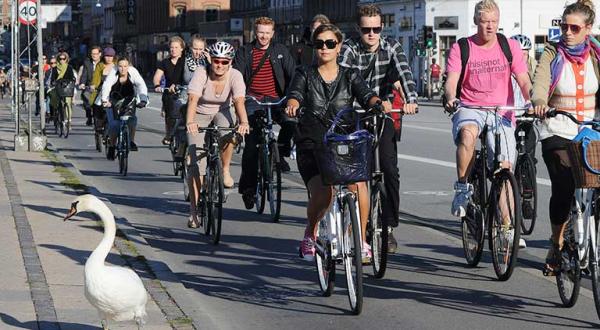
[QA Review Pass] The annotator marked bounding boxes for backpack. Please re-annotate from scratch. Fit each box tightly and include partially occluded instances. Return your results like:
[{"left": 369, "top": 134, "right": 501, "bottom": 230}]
[{"left": 445, "top": 33, "right": 513, "bottom": 105}]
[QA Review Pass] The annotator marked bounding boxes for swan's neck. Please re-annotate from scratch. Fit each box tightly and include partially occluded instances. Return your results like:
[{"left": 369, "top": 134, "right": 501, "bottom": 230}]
[{"left": 86, "top": 202, "right": 116, "bottom": 269}]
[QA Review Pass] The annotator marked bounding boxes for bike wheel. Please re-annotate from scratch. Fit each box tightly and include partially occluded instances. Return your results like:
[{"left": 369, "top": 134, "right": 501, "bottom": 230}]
[
  {"left": 64, "top": 104, "right": 70, "bottom": 139},
  {"left": 515, "top": 154, "right": 537, "bottom": 235},
  {"left": 316, "top": 218, "right": 335, "bottom": 296},
  {"left": 95, "top": 131, "right": 102, "bottom": 152},
  {"left": 203, "top": 176, "right": 212, "bottom": 236},
  {"left": 255, "top": 145, "right": 266, "bottom": 214},
  {"left": 461, "top": 155, "right": 486, "bottom": 267},
  {"left": 122, "top": 129, "right": 129, "bottom": 176},
  {"left": 557, "top": 220, "right": 581, "bottom": 307},
  {"left": 182, "top": 156, "right": 190, "bottom": 202},
  {"left": 208, "top": 160, "right": 224, "bottom": 245},
  {"left": 267, "top": 142, "right": 282, "bottom": 222},
  {"left": 342, "top": 193, "right": 363, "bottom": 315},
  {"left": 170, "top": 139, "right": 179, "bottom": 176},
  {"left": 590, "top": 190, "right": 600, "bottom": 318},
  {"left": 370, "top": 182, "right": 388, "bottom": 278},
  {"left": 489, "top": 170, "right": 522, "bottom": 281}
]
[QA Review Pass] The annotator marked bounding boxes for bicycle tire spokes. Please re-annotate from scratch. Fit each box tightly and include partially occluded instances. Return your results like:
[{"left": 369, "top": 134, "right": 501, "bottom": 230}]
[
  {"left": 315, "top": 220, "right": 335, "bottom": 296},
  {"left": 557, "top": 220, "right": 581, "bottom": 307},
  {"left": 342, "top": 193, "right": 363, "bottom": 315},
  {"left": 370, "top": 184, "right": 388, "bottom": 278},
  {"left": 516, "top": 154, "right": 537, "bottom": 235}
]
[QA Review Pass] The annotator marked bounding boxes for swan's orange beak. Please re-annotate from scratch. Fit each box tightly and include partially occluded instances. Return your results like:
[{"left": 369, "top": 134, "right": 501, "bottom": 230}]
[{"left": 64, "top": 201, "right": 78, "bottom": 221}]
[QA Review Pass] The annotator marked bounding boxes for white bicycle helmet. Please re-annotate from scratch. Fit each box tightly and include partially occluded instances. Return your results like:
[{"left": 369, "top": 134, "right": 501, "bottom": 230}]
[
  {"left": 510, "top": 34, "right": 532, "bottom": 50},
  {"left": 208, "top": 41, "right": 235, "bottom": 59}
]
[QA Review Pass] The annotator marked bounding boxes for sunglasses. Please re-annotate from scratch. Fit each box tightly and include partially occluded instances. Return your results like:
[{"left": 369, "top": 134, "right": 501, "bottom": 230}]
[
  {"left": 313, "top": 39, "right": 338, "bottom": 50},
  {"left": 58, "top": 57, "right": 67, "bottom": 61},
  {"left": 212, "top": 59, "right": 230, "bottom": 65},
  {"left": 50, "top": 62, "right": 56, "bottom": 64},
  {"left": 560, "top": 23, "right": 585, "bottom": 34},
  {"left": 360, "top": 26, "right": 382, "bottom": 34}
]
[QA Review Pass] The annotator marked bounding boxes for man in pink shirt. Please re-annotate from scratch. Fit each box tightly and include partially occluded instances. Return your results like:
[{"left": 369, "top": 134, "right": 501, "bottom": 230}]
[{"left": 444, "top": 0, "right": 532, "bottom": 219}]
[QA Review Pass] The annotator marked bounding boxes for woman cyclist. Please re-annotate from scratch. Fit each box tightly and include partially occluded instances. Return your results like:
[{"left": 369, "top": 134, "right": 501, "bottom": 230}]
[
  {"left": 285, "top": 24, "right": 383, "bottom": 262},
  {"left": 48, "top": 51, "right": 77, "bottom": 131},
  {"left": 531, "top": 0, "right": 600, "bottom": 274},
  {"left": 185, "top": 41, "right": 250, "bottom": 228},
  {"left": 183, "top": 35, "right": 210, "bottom": 84},
  {"left": 100, "top": 56, "right": 148, "bottom": 160}
]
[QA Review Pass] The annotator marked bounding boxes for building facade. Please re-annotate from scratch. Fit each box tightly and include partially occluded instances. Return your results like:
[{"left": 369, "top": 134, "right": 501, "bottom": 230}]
[
  {"left": 269, "top": 0, "right": 303, "bottom": 46},
  {"left": 303, "top": 0, "right": 358, "bottom": 37},
  {"left": 230, "top": 0, "right": 269, "bottom": 43}
]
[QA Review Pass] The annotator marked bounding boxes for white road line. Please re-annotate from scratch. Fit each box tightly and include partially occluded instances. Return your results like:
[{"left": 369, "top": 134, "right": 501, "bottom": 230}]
[
  {"left": 397, "top": 153, "right": 551, "bottom": 187},
  {"left": 403, "top": 124, "right": 452, "bottom": 134}
]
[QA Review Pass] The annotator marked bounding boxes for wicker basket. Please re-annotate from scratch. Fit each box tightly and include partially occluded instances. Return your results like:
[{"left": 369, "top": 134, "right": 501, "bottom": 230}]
[{"left": 567, "top": 141, "right": 600, "bottom": 188}]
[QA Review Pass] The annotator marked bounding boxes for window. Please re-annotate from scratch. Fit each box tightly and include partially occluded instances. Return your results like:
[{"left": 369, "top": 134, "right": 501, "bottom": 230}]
[
  {"left": 383, "top": 14, "right": 395, "bottom": 28},
  {"left": 534, "top": 35, "right": 548, "bottom": 61},
  {"left": 206, "top": 6, "right": 219, "bottom": 22},
  {"left": 175, "top": 6, "right": 186, "bottom": 28}
]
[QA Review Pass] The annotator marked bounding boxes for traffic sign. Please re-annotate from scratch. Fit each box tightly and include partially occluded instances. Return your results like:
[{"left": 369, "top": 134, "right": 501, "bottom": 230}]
[
  {"left": 548, "top": 27, "right": 561, "bottom": 42},
  {"left": 18, "top": 0, "right": 38, "bottom": 26}
]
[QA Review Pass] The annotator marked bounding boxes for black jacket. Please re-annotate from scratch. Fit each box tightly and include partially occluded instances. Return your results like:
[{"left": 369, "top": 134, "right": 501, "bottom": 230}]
[
  {"left": 233, "top": 41, "right": 296, "bottom": 97},
  {"left": 287, "top": 65, "right": 376, "bottom": 148},
  {"left": 80, "top": 58, "right": 96, "bottom": 86}
]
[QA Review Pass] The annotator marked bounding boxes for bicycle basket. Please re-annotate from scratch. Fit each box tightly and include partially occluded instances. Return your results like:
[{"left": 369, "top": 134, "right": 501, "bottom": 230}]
[
  {"left": 567, "top": 138, "right": 600, "bottom": 188},
  {"left": 315, "top": 108, "right": 374, "bottom": 186},
  {"left": 56, "top": 79, "right": 75, "bottom": 97},
  {"left": 112, "top": 96, "right": 137, "bottom": 119}
]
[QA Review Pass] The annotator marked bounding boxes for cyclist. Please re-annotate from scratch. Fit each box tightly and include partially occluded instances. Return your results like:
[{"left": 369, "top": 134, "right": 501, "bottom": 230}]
[
  {"left": 153, "top": 36, "right": 185, "bottom": 146},
  {"left": 285, "top": 23, "right": 383, "bottom": 262},
  {"left": 339, "top": 3, "right": 419, "bottom": 254},
  {"left": 233, "top": 16, "right": 297, "bottom": 209},
  {"left": 79, "top": 46, "right": 103, "bottom": 126},
  {"left": 531, "top": 0, "right": 600, "bottom": 274},
  {"left": 183, "top": 35, "right": 210, "bottom": 84},
  {"left": 47, "top": 51, "right": 77, "bottom": 131},
  {"left": 100, "top": 55, "right": 148, "bottom": 159},
  {"left": 44, "top": 57, "right": 58, "bottom": 121},
  {"left": 185, "top": 41, "right": 250, "bottom": 228},
  {"left": 444, "top": 1, "right": 532, "bottom": 234}
]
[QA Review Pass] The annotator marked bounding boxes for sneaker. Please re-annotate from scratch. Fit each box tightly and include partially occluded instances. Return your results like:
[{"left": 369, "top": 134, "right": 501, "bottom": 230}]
[
  {"left": 107, "top": 146, "right": 115, "bottom": 160},
  {"left": 543, "top": 239, "right": 560, "bottom": 276},
  {"left": 519, "top": 237, "right": 527, "bottom": 249},
  {"left": 362, "top": 241, "right": 373, "bottom": 264},
  {"left": 502, "top": 225, "right": 515, "bottom": 247},
  {"left": 242, "top": 189, "right": 255, "bottom": 210},
  {"left": 299, "top": 235, "right": 316, "bottom": 261},
  {"left": 388, "top": 229, "right": 398, "bottom": 254},
  {"left": 451, "top": 182, "right": 473, "bottom": 217},
  {"left": 280, "top": 158, "right": 291, "bottom": 173},
  {"left": 130, "top": 141, "right": 138, "bottom": 151},
  {"left": 162, "top": 137, "right": 171, "bottom": 145}
]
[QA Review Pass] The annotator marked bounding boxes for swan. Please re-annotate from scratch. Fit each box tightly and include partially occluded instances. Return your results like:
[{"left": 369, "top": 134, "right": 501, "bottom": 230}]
[{"left": 64, "top": 194, "right": 148, "bottom": 330}]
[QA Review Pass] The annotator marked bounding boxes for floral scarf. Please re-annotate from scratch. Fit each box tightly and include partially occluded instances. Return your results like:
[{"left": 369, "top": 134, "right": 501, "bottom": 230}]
[{"left": 549, "top": 36, "right": 600, "bottom": 94}]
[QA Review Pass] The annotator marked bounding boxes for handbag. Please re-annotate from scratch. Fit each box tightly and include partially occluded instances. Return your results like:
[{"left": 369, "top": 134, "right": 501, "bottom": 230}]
[{"left": 56, "top": 78, "right": 75, "bottom": 97}]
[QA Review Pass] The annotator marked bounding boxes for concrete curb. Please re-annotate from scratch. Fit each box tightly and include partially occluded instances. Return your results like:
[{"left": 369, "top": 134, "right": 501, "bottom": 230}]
[{"left": 45, "top": 143, "right": 220, "bottom": 330}]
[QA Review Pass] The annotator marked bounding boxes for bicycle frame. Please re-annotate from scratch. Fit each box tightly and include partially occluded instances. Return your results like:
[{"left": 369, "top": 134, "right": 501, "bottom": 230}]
[{"left": 573, "top": 189, "right": 598, "bottom": 264}]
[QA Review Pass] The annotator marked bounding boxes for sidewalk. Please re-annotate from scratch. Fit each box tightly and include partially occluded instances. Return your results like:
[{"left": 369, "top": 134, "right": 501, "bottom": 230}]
[{"left": 0, "top": 102, "right": 187, "bottom": 328}]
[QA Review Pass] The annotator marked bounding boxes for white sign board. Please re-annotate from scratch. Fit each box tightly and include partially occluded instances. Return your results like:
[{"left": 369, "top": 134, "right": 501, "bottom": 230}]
[
  {"left": 40, "top": 4, "right": 72, "bottom": 23},
  {"left": 548, "top": 27, "right": 561, "bottom": 42},
  {"left": 18, "top": 0, "right": 37, "bottom": 25}
]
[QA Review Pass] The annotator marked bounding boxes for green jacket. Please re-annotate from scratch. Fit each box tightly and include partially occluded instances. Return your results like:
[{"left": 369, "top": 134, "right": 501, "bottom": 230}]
[{"left": 89, "top": 62, "right": 106, "bottom": 106}]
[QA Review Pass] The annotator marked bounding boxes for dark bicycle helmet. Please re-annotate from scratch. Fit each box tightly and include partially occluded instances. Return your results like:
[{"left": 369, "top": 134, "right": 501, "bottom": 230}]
[
  {"left": 510, "top": 34, "right": 532, "bottom": 50},
  {"left": 208, "top": 41, "right": 235, "bottom": 59}
]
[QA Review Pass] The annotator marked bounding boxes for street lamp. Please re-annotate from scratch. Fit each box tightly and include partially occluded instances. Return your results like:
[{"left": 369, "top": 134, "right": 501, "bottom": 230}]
[{"left": 96, "top": 0, "right": 101, "bottom": 8}]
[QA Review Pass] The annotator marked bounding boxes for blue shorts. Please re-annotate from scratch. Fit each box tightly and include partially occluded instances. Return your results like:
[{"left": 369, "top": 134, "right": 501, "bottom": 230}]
[{"left": 452, "top": 108, "right": 516, "bottom": 169}]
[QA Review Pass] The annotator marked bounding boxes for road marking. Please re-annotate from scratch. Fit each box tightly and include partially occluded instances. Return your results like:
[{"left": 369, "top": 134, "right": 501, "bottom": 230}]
[
  {"left": 398, "top": 153, "right": 552, "bottom": 187},
  {"left": 162, "top": 191, "right": 184, "bottom": 195},
  {"left": 403, "top": 190, "right": 450, "bottom": 196},
  {"left": 403, "top": 123, "right": 452, "bottom": 134}
]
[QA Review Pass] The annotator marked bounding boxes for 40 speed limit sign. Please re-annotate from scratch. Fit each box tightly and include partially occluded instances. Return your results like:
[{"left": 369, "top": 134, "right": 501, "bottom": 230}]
[{"left": 18, "top": 0, "right": 38, "bottom": 26}]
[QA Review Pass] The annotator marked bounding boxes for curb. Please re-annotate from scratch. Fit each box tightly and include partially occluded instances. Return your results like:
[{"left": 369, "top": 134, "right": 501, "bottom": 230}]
[{"left": 44, "top": 143, "right": 219, "bottom": 330}]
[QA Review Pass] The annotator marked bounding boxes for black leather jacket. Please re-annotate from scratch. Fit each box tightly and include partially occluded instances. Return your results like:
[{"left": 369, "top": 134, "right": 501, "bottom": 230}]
[{"left": 287, "top": 65, "right": 376, "bottom": 149}]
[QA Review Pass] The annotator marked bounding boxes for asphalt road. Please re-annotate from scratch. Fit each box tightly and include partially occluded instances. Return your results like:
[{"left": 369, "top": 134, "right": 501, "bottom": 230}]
[{"left": 44, "top": 93, "right": 600, "bottom": 329}]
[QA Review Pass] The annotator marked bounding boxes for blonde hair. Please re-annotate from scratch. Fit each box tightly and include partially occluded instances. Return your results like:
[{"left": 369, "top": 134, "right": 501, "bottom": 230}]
[
  {"left": 563, "top": 0, "right": 596, "bottom": 25},
  {"left": 169, "top": 36, "right": 186, "bottom": 49},
  {"left": 473, "top": 0, "right": 499, "bottom": 23}
]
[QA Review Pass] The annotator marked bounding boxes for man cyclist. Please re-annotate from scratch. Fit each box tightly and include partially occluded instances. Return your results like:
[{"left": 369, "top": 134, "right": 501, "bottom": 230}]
[
  {"left": 233, "top": 16, "right": 296, "bottom": 209},
  {"left": 79, "top": 46, "right": 102, "bottom": 126},
  {"left": 444, "top": 1, "right": 532, "bottom": 233},
  {"left": 339, "top": 3, "right": 419, "bottom": 254}
]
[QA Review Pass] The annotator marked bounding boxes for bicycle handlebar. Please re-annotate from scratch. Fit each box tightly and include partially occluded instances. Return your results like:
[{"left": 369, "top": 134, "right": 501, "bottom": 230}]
[
  {"left": 245, "top": 95, "right": 287, "bottom": 107},
  {"left": 545, "top": 108, "right": 600, "bottom": 127}
]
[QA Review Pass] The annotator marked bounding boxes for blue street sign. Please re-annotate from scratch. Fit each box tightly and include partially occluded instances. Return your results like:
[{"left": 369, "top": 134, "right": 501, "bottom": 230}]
[{"left": 548, "top": 27, "right": 561, "bottom": 42}]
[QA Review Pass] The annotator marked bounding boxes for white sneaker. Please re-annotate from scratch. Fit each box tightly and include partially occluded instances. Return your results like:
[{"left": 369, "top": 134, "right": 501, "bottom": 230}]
[
  {"left": 451, "top": 182, "right": 473, "bottom": 217},
  {"left": 519, "top": 238, "right": 527, "bottom": 249}
]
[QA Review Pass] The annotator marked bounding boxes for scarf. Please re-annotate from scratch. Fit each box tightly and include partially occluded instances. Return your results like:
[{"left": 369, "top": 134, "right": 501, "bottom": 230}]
[
  {"left": 57, "top": 62, "right": 68, "bottom": 79},
  {"left": 549, "top": 36, "right": 600, "bottom": 94},
  {"left": 185, "top": 51, "right": 205, "bottom": 72}
]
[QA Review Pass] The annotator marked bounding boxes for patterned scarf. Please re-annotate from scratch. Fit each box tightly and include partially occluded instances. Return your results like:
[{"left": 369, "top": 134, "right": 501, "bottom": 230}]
[
  {"left": 549, "top": 36, "right": 600, "bottom": 94},
  {"left": 185, "top": 51, "right": 205, "bottom": 72}
]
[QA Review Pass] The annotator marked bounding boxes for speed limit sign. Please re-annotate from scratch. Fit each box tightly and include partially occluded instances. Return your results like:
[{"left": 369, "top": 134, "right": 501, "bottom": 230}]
[{"left": 18, "top": 0, "right": 38, "bottom": 26}]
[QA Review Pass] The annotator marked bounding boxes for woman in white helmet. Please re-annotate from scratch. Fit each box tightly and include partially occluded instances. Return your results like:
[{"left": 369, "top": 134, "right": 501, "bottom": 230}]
[
  {"left": 511, "top": 34, "right": 537, "bottom": 79},
  {"left": 185, "top": 41, "right": 250, "bottom": 228}
]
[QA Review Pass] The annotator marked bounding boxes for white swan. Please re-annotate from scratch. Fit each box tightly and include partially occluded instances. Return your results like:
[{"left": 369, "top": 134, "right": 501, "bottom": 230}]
[{"left": 64, "top": 194, "right": 148, "bottom": 330}]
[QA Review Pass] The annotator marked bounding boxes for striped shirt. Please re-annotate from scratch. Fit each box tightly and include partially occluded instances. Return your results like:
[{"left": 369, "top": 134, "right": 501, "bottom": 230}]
[
  {"left": 339, "top": 36, "right": 418, "bottom": 104},
  {"left": 248, "top": 47, "right": 278, "bottom": 98}
]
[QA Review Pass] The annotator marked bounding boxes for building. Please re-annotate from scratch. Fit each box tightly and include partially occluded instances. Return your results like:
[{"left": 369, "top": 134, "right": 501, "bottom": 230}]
[
  {"left": 269, "top": 0, "right": 303, "bottom": 46},
  {"left": 303, "top": 0, "right": 358, "bottom": 37},
  {"left": 230, "top": 0, "right": 269, "bottom": 43}
]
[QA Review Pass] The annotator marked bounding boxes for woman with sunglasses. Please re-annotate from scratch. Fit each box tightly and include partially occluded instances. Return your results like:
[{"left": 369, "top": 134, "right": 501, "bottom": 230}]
[
  {"left": 531, "top": 0, "right": 600, "bottom": 275},
  {"left": 285, "top": 23, "right": 383, "bottom": 262},
  {"left": 185, "top": 41, "right": 250, "bottom": 229},
  {"left": 47, "top": 51, "right": 77, "bottom": 132}
]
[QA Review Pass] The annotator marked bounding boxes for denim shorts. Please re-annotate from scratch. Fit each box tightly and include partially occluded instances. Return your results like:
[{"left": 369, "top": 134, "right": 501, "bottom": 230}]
[{"left": 452, "top": 108, "right": 516, "bottom": 170}]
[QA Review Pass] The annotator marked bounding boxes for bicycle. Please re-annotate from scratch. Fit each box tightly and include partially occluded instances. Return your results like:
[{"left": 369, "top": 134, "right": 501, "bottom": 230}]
[
  {"left": 185, "top": 125, "right": 237, "bottom": 245},
  {"left": 168, "top": 85, "right": 188, "bottom": 178},
  {"left": 108, "top": 96, "right": 140, "bottom": 176},
  {"left": 53, "top": 95, "right": 70, "bottom": 138},
  {"left": 457, "top": 104, "right": 526, "bottom": 281},
  {"left": 514, "top": 114, "right": 538, "bottom": 235},
  {"left": 542, "top": 110, "right": 600, "bottom": 314},
  {"left": 245, "top": 96, "right": 286, "bottom": 222}
]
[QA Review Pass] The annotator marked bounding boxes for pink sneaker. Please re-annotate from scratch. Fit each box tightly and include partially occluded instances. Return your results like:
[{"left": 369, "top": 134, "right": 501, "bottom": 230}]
[
  {"left": 362, "top": 241, "right": 372, "bottom": 264},
  {"left": 299, "top": 236, "right": 316, "bottom": 261}
]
